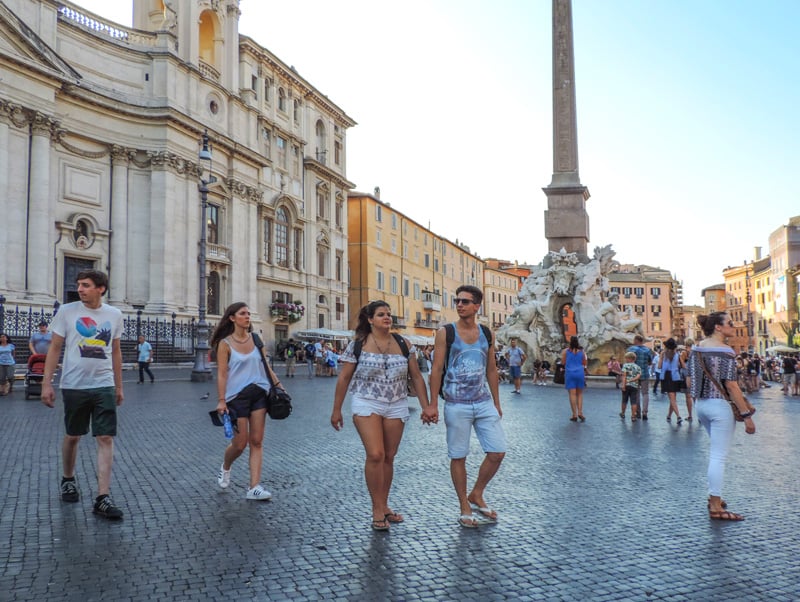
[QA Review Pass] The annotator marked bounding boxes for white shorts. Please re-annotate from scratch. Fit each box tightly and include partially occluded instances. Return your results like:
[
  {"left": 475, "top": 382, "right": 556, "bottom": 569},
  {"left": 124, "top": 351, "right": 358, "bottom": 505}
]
[{"left": 350, "top": 394, "right": 409, "bottom": 422}]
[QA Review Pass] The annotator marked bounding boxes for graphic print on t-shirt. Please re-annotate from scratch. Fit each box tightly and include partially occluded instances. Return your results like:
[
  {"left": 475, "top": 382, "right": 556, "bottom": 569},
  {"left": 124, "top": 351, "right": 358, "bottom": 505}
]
[{"left": 75, "top": 316, "right": 112, "bottom": 359}]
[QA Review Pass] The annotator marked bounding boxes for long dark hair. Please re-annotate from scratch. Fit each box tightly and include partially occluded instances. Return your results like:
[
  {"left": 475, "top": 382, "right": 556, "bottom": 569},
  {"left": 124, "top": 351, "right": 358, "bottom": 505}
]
[
  {"left": 354, "top": 301, "right": 390, "bottom": 341},
  {"left": 569, "top": 335, "right": 581, "bottom": 351},
  {"left": 697, "top": 311, "right": 728, "bottom": 337},
  {"left": 210, "top": 302, "right": 249, "bottom": 350}
]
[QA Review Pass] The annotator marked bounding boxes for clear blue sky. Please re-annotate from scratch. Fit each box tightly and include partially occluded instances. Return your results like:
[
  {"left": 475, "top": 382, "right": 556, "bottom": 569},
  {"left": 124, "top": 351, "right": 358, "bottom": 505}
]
[{"left": 71, "top": 0, "right": 800, "bottom": 305}]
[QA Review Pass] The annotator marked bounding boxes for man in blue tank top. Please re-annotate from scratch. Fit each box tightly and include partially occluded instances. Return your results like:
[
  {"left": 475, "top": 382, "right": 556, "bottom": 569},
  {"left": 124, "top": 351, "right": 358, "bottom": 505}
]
[{"left": 429, "top": 285, "right": 506, "bottom": 528}]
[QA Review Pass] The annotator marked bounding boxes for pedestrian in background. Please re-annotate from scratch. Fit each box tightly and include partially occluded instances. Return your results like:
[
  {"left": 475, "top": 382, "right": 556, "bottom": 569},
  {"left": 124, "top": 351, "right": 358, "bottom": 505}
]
[
  {"left": 660, "top": 338, "right": 683, "bottom": 424},
  {"left": 136, "top": 335, "right": 155, "bottom": 384},
  {"left": 303, "top": 340, "right": 316, "bottom": 377},
  {"left": 607, "top": 355, "right": 622, "bottom": 389},
  {"left": 331, "top": 300, "right": 435, "bottom": 531},
  {"left": 561, "top": 335, "right": 587, "bottom": 422},
  {"left": 0, "top": 333, "right": 15, "bottom": 395},
  {"left": 688, "top": 312, "right": 756, "bottom": 521},
  {"left": 681, "top": 338, "right": 695, "bottom": 420},
  {"left": 284, "top": 338, "right": 298, "bottom": 378},
  {"left": 627, "top": 335, "right": 653, "bottom": 420},
  {"left": 29, "top": 320, "right": 53, "bottom": 356},
  {"left": 505, "top": 338, "right": 526, "bottom": 394},
  {"left": 619, "top": 351, "right": 641, "bottom": 421},
  {"left": 211, "top": 302, "right": 284, "bottom": 501}
]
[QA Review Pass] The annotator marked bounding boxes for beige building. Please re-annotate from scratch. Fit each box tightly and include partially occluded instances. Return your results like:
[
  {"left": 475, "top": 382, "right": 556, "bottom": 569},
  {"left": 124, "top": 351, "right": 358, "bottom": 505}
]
[
  {"left": 607, "top": 264, "right": 682, "bottom": 344},
  {"left": 483, "top": 266, "right": 519, "bottom": 330},
  {"left": 347, "top": 191, "right": 485, "bottom": 337},
  {"left": 0, "top": 0, "right": 353, "bottom": 344},
  {"left": 768, "top": 217, "right": 800, "bottom": 346}
]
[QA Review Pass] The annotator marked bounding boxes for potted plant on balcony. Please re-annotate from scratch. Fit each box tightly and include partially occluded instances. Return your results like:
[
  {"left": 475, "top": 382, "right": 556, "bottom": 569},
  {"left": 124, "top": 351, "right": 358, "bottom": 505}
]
[{"left": 270, "top": 301, "right": 305, "bottom": 324}]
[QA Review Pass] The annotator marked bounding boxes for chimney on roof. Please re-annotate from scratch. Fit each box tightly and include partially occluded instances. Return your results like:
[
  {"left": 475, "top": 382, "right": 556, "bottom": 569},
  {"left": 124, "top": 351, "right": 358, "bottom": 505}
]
[
  {"left": 374, "top": 186, "right": 380, "bottom": 199},
  {"left": 754, "top": 246, "right": 762, "bottom": 261}
]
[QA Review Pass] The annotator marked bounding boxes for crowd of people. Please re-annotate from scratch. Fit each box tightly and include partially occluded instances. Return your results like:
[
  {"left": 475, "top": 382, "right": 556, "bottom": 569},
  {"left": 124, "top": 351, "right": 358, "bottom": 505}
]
[{"left": 28, "top": 271, "right": 770, "bottom": 527}]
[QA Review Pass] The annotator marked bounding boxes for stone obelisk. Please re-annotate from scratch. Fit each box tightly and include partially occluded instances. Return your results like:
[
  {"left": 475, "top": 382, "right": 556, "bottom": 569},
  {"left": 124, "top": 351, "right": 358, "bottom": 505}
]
[{"left": 543, "top": 0, "right": 590, "bottom": 258}]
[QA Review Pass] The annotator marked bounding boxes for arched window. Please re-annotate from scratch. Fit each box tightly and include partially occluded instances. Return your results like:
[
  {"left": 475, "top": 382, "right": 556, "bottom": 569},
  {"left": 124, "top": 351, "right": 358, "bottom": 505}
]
[
  {"left": 208, "top": 271, "right": 220, "bottom": 315},
  {"left": 278, "top": 88, "right": 287, "bottom": 112},
  {"left": 198, "top": 10, "right": 219, "bottom": 70},
  {"left": 276, "top": 207, "right": 289, "bottom": 267},
  {"left": 317, "top": 242, "right": 329, "bottom": 278}
]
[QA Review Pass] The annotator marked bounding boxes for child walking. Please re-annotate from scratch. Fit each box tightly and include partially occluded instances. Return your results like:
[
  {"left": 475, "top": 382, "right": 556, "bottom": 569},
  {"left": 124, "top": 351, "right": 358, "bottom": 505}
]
[{"left": 620, "top": 351, "right": 642, "bottom": 421}]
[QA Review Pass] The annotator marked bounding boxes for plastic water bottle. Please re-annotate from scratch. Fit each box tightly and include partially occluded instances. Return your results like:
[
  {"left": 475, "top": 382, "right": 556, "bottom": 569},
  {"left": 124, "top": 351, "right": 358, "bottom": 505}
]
[{"left": 222, "top": 412, "right": 233, "bottom": 439}]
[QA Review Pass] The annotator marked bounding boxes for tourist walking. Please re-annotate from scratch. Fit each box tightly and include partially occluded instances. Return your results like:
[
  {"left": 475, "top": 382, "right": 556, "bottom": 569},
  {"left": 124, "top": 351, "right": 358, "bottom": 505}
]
[
  {"left": 428, "top": 285, "right": 506, "bottom": 529},
  {"left": 660, "top": 338, "right": 683, "bottom": 424},
  {"left": 681, "top": 338, "right": 695, "bottom": 420},
  {"left": 40, "top": 270, "right": 125, "bottom": 520},
  {"left": 688, "top": 312, "right": 756, "bottom": 521},
  {"left": 561, "top": 335, "right": 587, "bottom": 422},
  {"left": 211, "top": 302, "right": 285, "bottom": 501},
  {"left": 619, "top": 351, "right": 642, "bottom": 421},
  {"left": 136, "top": 335, "right": 155, "bottom": 384},
  {"left": 0, "top": 333, "right": 15, "bottom": 395},
  {"left": 331, "top": 300, "right": 435, "bottom": 531},
  {"left": 627, "top": 335, "right": 653, "bottom": 420},
  {"left": 505, "top": 338, "right": 526, "bottom": 394}
]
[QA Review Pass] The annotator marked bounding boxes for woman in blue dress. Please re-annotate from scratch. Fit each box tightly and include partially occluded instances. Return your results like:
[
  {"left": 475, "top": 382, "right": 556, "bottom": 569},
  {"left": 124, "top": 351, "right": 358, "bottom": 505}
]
[{"left": 561, "top": 335, "right": 587, "bottom": 421}]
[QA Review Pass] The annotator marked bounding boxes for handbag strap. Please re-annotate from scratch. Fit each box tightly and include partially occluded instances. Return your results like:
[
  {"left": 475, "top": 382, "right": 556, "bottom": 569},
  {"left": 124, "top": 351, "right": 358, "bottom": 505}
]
[
  {"left": 252, "top": 333, "right": 277, "bottom": 388},
  {"left": 696, "top": 353, "right": 730, "bottom": 401}
]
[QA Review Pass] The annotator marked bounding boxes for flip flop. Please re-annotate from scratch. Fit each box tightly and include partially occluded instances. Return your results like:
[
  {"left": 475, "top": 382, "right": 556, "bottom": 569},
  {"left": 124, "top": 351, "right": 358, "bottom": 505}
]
[
  {"left": 384, "top": 512, "right": 404, "bottom": 524},
  {"left": 458, "top": 514, "right": 478, "bottom": 528},
  {"left": 371, "top": 518, "right": 390, "bottom": 531},
  {"left": 709, "top": 510, "right": 744, "bottom": 521},
  {"left": 470, "top": 503, "right": 498, "bottom": 522}
]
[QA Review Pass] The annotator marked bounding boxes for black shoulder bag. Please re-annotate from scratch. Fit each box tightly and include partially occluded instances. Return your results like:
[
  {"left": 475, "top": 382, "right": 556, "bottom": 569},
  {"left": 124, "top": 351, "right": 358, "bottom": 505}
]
[{"left": 252, "top": 333, "right": 293, "bottom": 420}]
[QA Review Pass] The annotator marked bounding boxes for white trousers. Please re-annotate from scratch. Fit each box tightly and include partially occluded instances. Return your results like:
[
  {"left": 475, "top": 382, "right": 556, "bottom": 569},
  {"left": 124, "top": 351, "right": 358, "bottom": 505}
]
[{"left": 696, "top": 397, "right": 736, "bottom": 497}]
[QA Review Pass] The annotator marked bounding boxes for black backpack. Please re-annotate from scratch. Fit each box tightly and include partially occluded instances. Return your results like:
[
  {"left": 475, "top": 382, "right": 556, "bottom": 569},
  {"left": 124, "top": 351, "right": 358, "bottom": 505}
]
[
  {"left": 353, "top": 333, "right": 410, "bottom": 361},
  {"left": 437, "top": 323, "right": 493, "bottom": 399}
]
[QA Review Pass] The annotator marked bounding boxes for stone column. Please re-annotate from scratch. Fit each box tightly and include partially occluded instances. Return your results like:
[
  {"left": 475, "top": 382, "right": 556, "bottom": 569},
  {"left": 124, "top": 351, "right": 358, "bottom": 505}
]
[
  {"left": 27, "top": 113, "right": 54, "bottom": 297},
  {"left": 543, "top": 0, "right": 590, "bottom": 258},
  {"left": 109, "top": 146, "right": 131, "bottom": 304},
  {"left": 0, "top": 109, "right": 8, "bottom": 291}
]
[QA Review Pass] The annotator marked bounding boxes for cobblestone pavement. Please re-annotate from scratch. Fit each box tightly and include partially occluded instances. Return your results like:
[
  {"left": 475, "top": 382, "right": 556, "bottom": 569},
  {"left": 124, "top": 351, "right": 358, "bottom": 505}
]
[{"left": 1, "top": 367, "right": 798, "bottom": 601}]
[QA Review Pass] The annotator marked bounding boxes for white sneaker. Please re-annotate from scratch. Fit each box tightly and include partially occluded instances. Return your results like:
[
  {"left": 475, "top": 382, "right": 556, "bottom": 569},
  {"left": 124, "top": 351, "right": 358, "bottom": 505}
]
[
  {"left": 246, "top": 485, "right": 272, "bottom": 500},
  {"left": 217, "top": 464, "right": 231, "bottom": 489}
]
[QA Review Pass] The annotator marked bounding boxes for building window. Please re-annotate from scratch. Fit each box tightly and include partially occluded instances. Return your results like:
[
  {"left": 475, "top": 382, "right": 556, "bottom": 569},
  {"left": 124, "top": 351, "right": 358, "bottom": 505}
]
[
  {"left": 424, "top": 254, "right": 430, "bottom": 268},
  {"left": 376, "top": 231, "right": 382, "bottom": 247},
  {"left": 651, "top": 305, "right": 661, "bottom": 316},
  {"left": 315, "top": 120, "right": 326, "bottom": 163},
  {"left": 335, "top": 252, "right": 343, "bottom": 281},
  {"left": 292, "top": 145, "right": 300, "bottom": 177},
  {"left": 293, "top": 99, "right": 301, "bottom": 124},
  {"left": 278, "top": 87, "right": 286, "bottom": 112},
  {"left": 262, "top": 128, "right": 271, "bottom": 158},
  {"left": 391, "top": 214, "right": 397, "bottom": 230},
  {"left": 376, "top": 270, "right": 385, "bottom": 291},
  {"left": 434, "top": 258, "right": 439, "bottom": 272},
  {"left": 334, "top": 140, "right": 341, "bottom": 165},
  {"left": 375, "top": 204, "right": 382, "bottom": 222},
  {"left": 208, "top": 271, "right": 220, "bottom": 315},
  {"left": 275, "top": 207, "right": 289, "bottom": 267},
  {"left": 634, "top": 287, "right": 644, "bottom": 298},
  {"left": 391, "top": 274, "right": 398, "bottom": 294},
  {"left": 277, "top": 136, "right": 287, "bottom": 169},
  {"left": 403, "top": 278, "right": 409, "bottom": 296},
  {"left": 207, "top": 204, "right": 219, "bottom": 244},
  {"left": 317, "top": 185, "right": 327, "bottom": 220},
  {"left": 403, "top": 242, "right": 408, "bottom": 258},
  {"left": 651, "top": 287, "right": 661, "bottom": 297},
  {"left": 334, "top": 198, "right": 343, "bottom": 228},
  {"left": 391, "top": 239, "right": 397, "bottom": 254},
  {"left": 263, "top": 218, "right": 272, "bottom": 263},
  {"left": 622, "top": 287, "right": 632, "bottom": 298},
  {"left": 652, "top": 321, "right": 662, "bottom": 330},
  {"left": 264, "top": 79, "right": 272, "bottom": 102},
  {"left": 634, "top": 305, "right": 645, "bottom": 314},
  {"left": 317, "top": 244, "right": 329, "bottom": 277},
  {"left": 413, "top": 282, "right": 420, "bottom": 300}
]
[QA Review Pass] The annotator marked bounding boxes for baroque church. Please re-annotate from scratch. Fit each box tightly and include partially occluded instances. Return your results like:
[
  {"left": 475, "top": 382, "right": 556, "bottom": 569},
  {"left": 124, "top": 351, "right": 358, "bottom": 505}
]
[{"left": 0, "top": 0, "right": 354, "bottom": 341}]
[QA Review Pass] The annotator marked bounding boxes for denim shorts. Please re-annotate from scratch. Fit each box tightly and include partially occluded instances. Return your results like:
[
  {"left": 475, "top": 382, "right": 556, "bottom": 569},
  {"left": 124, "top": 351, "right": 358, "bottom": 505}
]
[
  {"left": 62, "top": 387, "right": 117, "bottom": 437},
  {"left": 351, "top": 394, "right": 409, "bottom": 422},
  {"left": 509, "top": 366, "right": 521, "bottom": 379},
  {"left": 444, "top": 400, "right": 507, "bottom": 459}
]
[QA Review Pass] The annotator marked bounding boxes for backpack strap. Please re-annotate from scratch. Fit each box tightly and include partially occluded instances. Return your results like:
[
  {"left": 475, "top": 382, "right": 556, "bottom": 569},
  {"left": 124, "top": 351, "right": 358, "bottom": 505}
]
[
  {"left": 390, "top": 333, "right": 410, "bottom": 358},
  {"left": 353, "top": 338, "right": 363, "bottom": 363}
]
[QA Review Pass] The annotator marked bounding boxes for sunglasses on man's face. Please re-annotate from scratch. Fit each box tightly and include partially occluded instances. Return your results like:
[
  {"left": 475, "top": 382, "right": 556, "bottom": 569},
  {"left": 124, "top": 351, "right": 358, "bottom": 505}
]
[{"left": 454, "top": 298, "right": 475, "bottom": 305}]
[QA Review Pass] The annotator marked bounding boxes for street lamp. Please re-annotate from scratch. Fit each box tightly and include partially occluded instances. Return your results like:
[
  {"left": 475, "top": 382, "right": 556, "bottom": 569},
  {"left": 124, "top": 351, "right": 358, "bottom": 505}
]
[{"left": 191, "top": 130, "right": 216, "bottom": 382}]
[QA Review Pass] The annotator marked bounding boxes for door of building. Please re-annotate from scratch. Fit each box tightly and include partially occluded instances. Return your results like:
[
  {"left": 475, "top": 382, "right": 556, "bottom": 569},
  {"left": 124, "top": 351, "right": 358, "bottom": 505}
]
[{"left": 63, "top": 257, "right": 95, "bottom": 302}]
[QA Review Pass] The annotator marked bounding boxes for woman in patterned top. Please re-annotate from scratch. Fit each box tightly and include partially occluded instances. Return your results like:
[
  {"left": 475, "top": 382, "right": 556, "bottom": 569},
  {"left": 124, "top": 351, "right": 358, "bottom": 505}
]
[
  {"left": 688, "top": 312, "right": 756, "bottom": 521},
  {"left": 331, "top": 301, "right": 437, "bottom": 531}
]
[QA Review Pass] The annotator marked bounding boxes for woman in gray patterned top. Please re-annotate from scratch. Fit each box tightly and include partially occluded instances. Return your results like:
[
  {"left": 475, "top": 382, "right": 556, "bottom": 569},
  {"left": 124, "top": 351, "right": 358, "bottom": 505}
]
[
  {"left": 331, "top": 301, "right": 437, "bottom": 531},
  {"left": 688, "top": 312, "right": 756, "bottom": 521}
]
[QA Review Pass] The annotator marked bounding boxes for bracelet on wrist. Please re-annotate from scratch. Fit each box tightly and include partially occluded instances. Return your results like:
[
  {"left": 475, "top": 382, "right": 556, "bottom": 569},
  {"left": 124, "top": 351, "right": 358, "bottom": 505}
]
[{"left": 739, "top": 411, "right": 754, "bottom": 419}]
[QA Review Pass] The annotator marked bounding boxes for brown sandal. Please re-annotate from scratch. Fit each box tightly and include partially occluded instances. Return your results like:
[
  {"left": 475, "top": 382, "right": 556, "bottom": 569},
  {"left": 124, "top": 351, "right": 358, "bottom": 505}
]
[
  {"left": 707, "top": 497, "right": 728, "bottom": 510},
  {"left": 709, "top": 509, "right": 744, "bottom": 521}
]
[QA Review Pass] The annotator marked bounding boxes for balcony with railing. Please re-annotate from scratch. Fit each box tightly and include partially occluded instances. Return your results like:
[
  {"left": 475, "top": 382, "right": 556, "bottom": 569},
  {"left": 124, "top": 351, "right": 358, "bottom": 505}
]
[
  {"left": 58, "top": 3, "right": 159, "bottom": 47},
  {"left": 199, "top": 59, "right": 221, "bottom": 83},
  {"left": 414, "top": 319, "right": 440, "bottom": 329},
  {"left": 421, "top": 290, "right": 441, "bottom": 312},
  {"left": 391, "top": 316, "right": 407, "bottom": 329},
  {"left": 207, "top": 243, "right": 231, "bottom": 263}
]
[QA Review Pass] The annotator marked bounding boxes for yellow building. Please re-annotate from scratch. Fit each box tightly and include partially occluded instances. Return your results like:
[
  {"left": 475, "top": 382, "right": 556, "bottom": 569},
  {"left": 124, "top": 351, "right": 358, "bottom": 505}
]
[{"left": 347, "top": 191, "right": 485, "bottom": 337}]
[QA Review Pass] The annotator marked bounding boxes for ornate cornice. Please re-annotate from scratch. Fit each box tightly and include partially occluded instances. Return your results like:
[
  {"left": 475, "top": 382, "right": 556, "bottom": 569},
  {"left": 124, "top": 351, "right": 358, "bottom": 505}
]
[
  {"left": 0, "top": 100, "right": 29, "bottom": 128},
  {"left": 31, "top": 112, "right": 58, "bottom": 137},
  {"left": 225, "top": 177, "right": 263, "bottom": 203}
]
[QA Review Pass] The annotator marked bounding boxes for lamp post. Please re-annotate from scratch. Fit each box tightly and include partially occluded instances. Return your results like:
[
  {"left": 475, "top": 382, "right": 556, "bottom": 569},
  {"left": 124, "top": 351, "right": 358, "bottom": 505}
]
[
  {"left": 0, "top": 294, "right": 5, "bottom": 333},
  {"left": 191, "top": 130, "right": 215, "bottom": 382}
]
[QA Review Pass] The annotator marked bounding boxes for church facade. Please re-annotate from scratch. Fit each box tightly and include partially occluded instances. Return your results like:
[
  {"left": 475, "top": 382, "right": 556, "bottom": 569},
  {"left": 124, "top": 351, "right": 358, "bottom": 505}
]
[{"left": 0, "top": 0, "right": 354, "bottom": 342}]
